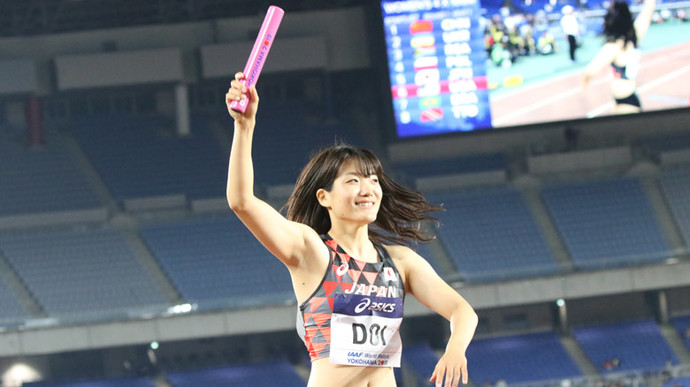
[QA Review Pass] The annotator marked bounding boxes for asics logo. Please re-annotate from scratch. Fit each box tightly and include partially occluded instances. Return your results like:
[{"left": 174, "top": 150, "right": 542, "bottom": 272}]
[
  {"left": 354, "top": 298, "right": 371, "bottom": 313},
  {"left": 336, "top": 263, "right": 348, "bottom": 276},
  {"left": 354, "top": 298, "right": 396, "bottom": 314}
]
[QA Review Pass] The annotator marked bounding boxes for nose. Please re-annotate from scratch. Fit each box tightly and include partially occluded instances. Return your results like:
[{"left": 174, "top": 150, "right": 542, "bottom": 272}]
[{"left": 360, "top": 180, "right": 375, "bottom": 196}]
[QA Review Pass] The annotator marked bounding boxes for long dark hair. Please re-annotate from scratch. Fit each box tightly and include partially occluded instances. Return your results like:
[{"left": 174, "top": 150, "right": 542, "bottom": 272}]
[
  {"left": 283, "top": 144, "right": 442, "bottom": 246},
  {"left": 603, "top": 1, "right": 637, "bottom": 46}
]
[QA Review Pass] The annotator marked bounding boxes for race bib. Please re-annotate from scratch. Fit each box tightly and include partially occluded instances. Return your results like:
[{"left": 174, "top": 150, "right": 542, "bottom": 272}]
[{"left": 329, "top": 293, "right": 403, "bottom": 367}]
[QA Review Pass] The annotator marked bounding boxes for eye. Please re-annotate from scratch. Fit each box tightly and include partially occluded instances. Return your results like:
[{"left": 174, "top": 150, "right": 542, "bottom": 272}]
[
  {"left": 371, "top": 176, "right": 379, "bottom": 184},
  {"left": 348, "top": 178, "right": 359, "bottom": 183}
]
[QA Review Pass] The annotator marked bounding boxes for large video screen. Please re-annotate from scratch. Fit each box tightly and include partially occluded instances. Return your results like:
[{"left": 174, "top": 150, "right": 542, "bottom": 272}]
[{"left": 380, "top": 0, "right": 690, "bottom": 138}]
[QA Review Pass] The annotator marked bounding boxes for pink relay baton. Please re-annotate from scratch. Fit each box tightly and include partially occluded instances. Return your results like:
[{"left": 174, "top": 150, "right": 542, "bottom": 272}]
[{"left": 230, "top": 5, "right": 285, "bottom": 113}]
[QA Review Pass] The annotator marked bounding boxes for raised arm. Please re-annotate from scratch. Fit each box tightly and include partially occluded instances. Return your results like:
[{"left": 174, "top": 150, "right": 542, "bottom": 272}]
[
  {"left": 634, "top": 0, "right": 656, "bottom": 42},
  {"left": 391, "top": 245, "right": 478, "bottom": 387},
  {"left": 225, "top": 72, "right": 319, "bottom": 268}
]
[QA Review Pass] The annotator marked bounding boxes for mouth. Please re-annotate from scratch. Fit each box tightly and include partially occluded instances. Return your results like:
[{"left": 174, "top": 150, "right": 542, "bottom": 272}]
[{"left": 356, "top": 201, "right": 375, "bottom": 208}]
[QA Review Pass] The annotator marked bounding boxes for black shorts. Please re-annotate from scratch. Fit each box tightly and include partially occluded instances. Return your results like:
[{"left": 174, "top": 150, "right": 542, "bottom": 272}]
[{"left": 614, "top": 92, "right": 641, "bottom": 108}]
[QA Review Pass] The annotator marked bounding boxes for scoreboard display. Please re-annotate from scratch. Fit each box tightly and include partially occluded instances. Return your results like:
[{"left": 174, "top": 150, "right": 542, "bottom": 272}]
[{"left": 381, "top": 0, "right": 492, "bottom": 138}]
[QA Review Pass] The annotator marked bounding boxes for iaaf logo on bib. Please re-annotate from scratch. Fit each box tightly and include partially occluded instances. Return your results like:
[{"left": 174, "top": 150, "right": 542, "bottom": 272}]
[
  {"left": 354, "top": 297, "right": 396, "bottom": 314},
  {"left": 346, "top": 352, "right": 388, "bottom": 366}
]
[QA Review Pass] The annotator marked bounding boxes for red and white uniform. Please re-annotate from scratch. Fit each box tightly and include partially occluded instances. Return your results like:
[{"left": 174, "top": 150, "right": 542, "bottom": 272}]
[{"left": 296, "top": 235, "right": 405, "bottom": 367}]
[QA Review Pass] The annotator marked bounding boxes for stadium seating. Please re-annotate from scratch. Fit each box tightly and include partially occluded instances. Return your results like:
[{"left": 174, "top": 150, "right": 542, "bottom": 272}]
[
  {"left": 658, "top": 165, "right": 690, "bottom": 247},
  {"left": 0, "top": 226, "right": 168, "bottom": 317},
  {"left": 466, "top": 331, "right": 583, "bottom": 385},
  {"left": 165, "top": 360, "right": 305, "bottom": 387},
  {"left": 0, "top": 129, "right": 103, "bottom": 216},
  {"left": 251, "top": 104, "right": 364, "bottom": 189},
  {"left": 670, "top": 314, "right": 690, "bottom": 352},
  {"left": 572, "top": 319, "right": 679, "bottom": 373},
  {"left": 425, "top": 186, "right": 562, "bottom": 282},
  {"left": 67, "top": 113, "right": 228, "bottom": 201},
  {"left": 664, "top": 376, "right": 690, "bottom": 387},
  {"left": 139, "top": 215, "right": 293, "bottom": 309},
  {"left": 0, "top": 276, "right": 30, "bottom": 323},
  {"left": 402, "top": 343, "right": 439, "bottom": 387},
  {"left": 541, "top": 177, "right": 673, "bottom": 270},
  {"left": 393, "top": 153, "right": 506, "bottom": 181}
]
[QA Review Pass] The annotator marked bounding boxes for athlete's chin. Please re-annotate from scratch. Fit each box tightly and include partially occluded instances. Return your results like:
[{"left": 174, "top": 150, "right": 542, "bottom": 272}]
[
  {"left": 363, "top": 213, "right": 378, "bottom": 223},
  {"left": 350, "top": 215, "right": 377, "bottom": 225}
]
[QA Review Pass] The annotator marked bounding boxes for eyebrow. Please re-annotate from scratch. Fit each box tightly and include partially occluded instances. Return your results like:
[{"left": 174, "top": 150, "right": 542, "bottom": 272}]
[{"left": 342, "top": 171, "right": 377, "bottom": 178}]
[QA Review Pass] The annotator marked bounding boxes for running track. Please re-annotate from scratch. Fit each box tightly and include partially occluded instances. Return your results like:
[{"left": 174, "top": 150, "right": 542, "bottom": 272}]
[{"left": 490, "top": 41, "right": 690, "bottom": 128}]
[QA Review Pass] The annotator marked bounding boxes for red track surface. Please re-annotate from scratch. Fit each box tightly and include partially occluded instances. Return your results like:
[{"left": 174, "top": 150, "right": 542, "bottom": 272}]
[{"left": 490, "top": 41, "right": 690, "bottom": 127}]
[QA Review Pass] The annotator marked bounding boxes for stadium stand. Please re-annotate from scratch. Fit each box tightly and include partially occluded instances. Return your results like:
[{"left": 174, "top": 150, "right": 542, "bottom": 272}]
[
  {"left": 572, "top": 320, "right": 679, "bottom": 374},
  {"left": 466, "top": 331, "right": 583, "bottom": 385},
  {"left": 392, "top": 153, "right": 507, "bottom": 191},
  {"left": 659, "top": 165, "right": 690, "bottom": 247},
  {"left": 139, "top": 215, "right": 294, "bottom": 309},
  {"left": 671, "top": 315, "right": 690, "bottom": 352},
  {"left": 393, "top": 153, "right": 507, "bottom": 181},
  {"left": 0, "top": 226, "right": 168, "bottom": 317},
  {"left": 541, "top": 177, "right": 673, "bottom": 270},
  {"left": 66, "top": 113, "right": 228, "bottom": 201},
  {"left": 424, "top": 186, "right": 562, "bottom": 282},
  {"left": 664, "top": 376, "right": 690, "bottom": 387},
  {"left": 251, "top": 102, "right": 364, "bottom": 190},
  {"left": 402, "top": 343, "right": 440, "bottom": 387},
  {"left": 165, "top": 360, "right": 305, "bottom": 387},
  {"left": 0, "top": 128, "right": 103, "bottom": 216},
  {"left": 0, "top": 275, "right": 30, "bottom": 322}
]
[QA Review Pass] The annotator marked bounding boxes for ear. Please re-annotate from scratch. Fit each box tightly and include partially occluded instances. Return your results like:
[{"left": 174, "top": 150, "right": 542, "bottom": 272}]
[{"left": 316, "top": 188, "right": 330, "bottom": 208}]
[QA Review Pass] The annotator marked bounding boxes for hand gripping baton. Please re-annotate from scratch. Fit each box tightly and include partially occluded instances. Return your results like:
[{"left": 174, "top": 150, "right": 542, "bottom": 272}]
[{"left": 229, "top": 5, "right": 285, "bottom": 113}]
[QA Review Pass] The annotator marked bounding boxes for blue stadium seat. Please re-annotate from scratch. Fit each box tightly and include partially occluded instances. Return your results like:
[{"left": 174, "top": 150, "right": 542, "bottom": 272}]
[
  {"left": 467, "top": 331, "right": 582, "bottom": 385},
  {"left": 165, "top": 360, "right": 305, "bottom": 387},
  {"left": 0, "top": 129, "right": 103, "bottom": 216},
  {"left": 425, "top": 186, "right": 562, "bottom": 282},
  {"left": 67, "top": 113, "right": 227, "bottom": 200},
  {"left": 541, "top": 177, "right": 672, "bottom": 270},
  {"left": 139, "top": 215, "right": 293, "bottom": 309},
  {"left": 572, "top": 320, "right": 679, "bottom": 373},
  {"left": 0, "top": 227, "right": 168, "bottom": 317}
]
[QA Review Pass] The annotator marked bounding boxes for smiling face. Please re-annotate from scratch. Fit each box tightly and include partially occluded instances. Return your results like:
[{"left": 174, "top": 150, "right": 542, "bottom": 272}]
[{"left": 317, "top": 159, "right": 382, "bottom": 226}]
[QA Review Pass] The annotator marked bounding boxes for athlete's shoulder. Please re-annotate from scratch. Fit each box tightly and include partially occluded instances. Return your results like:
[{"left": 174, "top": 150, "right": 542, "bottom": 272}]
[{"left": 381, "top": 244, "right": 423, "bottom": 263}]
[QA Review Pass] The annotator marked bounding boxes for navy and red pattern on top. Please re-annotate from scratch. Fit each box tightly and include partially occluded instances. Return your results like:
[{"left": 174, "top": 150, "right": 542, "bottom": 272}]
[{"left": 296, "top": 234, "right": 405, "bottom": 362}]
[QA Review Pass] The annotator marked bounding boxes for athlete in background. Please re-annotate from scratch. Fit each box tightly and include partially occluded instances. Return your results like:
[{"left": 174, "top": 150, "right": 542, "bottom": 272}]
[
  {"left": 582, "top": 0, "right": 656, "bottom": 114},
  {"left": 225, "top": 72, "right": 478, "bottom": 387}
]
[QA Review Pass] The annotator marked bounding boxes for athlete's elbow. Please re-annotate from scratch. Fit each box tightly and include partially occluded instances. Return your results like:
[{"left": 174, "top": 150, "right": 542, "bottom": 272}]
[
  {"left": 226, "top": 192, "right": 250, "bottom": 213},
  {"left": 467, "top": 309, "right": 479, "bottom": 327},
  {"left": 458, "top": 301, "right": 478, "bottom": 327}
]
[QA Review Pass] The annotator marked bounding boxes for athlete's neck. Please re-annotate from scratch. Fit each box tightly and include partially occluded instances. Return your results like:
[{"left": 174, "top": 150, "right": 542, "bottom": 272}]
[{"left": 328, "top": 226, "right": 377, "bottom": 263}]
